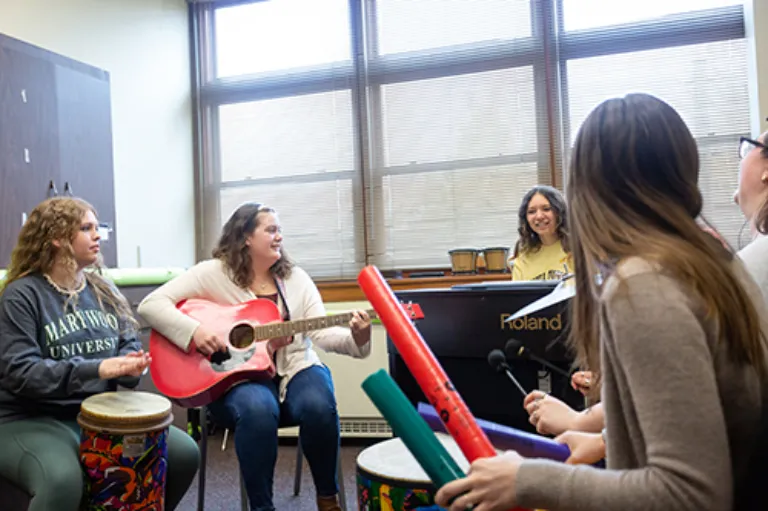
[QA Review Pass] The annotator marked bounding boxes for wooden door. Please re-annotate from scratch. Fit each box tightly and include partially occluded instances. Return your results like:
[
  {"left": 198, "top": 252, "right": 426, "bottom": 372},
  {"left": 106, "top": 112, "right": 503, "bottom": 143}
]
[
  {"left": 55, "top": 63, "right": 118, "bottom": 267},
  {"left": 0, "top": 41, "right": 60, "bottom": 268}
]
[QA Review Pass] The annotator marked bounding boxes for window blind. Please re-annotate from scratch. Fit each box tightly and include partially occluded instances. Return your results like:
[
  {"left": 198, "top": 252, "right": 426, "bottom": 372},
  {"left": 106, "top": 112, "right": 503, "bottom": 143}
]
[
  {"left": 197, "top": 0, "right": 365, "bottom": 278},
  {"left": 194, "top": 0, "right": 752, "bottom": 278},
  {"left": 560, "top": 1, "right": 748, "bottom": 248},
  {"left": 363, "top": 0, "right": 553, "bottom": 270}
]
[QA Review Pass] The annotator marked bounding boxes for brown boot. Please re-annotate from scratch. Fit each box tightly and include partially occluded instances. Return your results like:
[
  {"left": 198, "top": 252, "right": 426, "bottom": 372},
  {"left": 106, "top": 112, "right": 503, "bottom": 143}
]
[{"left": 317, "top": 494, "right": 342, "bottom": 511}]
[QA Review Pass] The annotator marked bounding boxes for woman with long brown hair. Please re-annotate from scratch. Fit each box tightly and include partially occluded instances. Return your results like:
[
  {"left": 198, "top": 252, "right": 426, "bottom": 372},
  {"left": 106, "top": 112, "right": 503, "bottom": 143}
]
[
  {"left": 523, "top": 129, "right": 768, "bottom": 468},
  {"left": 0, "top": 197, "right": 199, "bottom": 511},
  {"left": 435, "top": 94, "right": 768, "bottom": 510},
  {"left": 138, "top": 202, "right": 371, "bottom": 511}
]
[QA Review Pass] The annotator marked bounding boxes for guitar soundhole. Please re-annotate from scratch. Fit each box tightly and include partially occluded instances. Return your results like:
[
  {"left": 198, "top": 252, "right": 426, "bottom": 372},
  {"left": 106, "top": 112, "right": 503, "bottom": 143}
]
[{"left": 229, "top": 323, "right": 255, "bottom": 349}]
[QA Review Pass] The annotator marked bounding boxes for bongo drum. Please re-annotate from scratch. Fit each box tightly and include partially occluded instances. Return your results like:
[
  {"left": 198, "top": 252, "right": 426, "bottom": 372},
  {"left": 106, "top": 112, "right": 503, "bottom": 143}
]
[
  {"left": 448, "top": 249, "right": 479, "bottom": 274},
  {"left": 357, "top": 433, "right": 471, "bottom": 511},
  {"left": 78, "top": 391, "right": 173, "bottom": 511},
  {"left": 482, "top": 247, "right": 510, "bottom": 273}
]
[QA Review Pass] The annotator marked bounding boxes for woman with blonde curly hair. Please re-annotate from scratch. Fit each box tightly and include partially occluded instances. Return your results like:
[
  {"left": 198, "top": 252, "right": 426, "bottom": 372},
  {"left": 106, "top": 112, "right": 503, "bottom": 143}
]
[{"left": 0, "top": 197, "right": 199, "bottom": 511}]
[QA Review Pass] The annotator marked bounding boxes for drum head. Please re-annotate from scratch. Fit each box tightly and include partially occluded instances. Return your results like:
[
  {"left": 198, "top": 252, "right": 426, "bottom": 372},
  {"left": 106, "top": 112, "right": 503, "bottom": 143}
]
[
  {"left": 357, "top": 433, "right": 471, "bottom": 485},
  {"left": 79, "top": 391, "right": 172, "bottom": 433}
]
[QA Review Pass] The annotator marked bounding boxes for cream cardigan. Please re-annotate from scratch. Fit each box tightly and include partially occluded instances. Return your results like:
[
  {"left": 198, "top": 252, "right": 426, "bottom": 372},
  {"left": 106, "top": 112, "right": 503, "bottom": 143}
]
[{"left": 137, "top": 259, "right": 371, "bottom": 401}]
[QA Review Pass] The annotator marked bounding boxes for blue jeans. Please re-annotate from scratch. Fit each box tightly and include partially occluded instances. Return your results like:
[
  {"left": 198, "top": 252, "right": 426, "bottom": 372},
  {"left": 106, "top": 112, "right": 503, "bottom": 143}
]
[{"left": 208, "top": 364, "right": 340, "bottom": 511}]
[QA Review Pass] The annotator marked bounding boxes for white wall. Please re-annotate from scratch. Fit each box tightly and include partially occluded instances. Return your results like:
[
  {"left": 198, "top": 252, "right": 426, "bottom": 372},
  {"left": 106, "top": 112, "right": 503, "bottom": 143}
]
[
  {"left": 745, "top": 0, "right": 768, "bottom": 137},
  {"left": 0, "top": 0, "right": 195, "bottom": 268},
  {"left": 320, "top": 301, "right": 390, "bottom": 419}
]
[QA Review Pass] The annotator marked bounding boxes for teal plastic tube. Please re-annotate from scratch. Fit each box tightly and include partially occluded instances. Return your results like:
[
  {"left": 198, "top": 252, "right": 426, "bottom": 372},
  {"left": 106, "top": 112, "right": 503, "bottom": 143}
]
[{"left": 361, "top": 369, "right": 466, "bottom": 488}]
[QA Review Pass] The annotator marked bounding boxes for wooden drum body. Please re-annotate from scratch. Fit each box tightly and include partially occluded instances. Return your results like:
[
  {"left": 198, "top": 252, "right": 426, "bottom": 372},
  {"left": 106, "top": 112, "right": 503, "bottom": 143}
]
[
  {"left": 78, "top": 391, "right": 173, "bottom": 511},
  {"left": 357, "top": 434, "right": 470, "bottom": 511},
  {"left": 482, "top": 247, "right": 510, "bottom": 273},
  {"left": 448, "top": 249, "right": 479, "bottom": 274}
]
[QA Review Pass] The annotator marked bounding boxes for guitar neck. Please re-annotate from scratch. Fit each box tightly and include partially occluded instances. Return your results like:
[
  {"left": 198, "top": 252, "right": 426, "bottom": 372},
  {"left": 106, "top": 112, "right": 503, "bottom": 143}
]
[{"left": 253, "top": 309, "right": 378, "bottom": 341}]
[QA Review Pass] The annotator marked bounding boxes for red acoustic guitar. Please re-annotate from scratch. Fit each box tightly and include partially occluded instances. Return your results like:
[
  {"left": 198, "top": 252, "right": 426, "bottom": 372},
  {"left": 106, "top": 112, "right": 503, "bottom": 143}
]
[{"left": 148, "top": 298, "right": 424, "bottom": 407}]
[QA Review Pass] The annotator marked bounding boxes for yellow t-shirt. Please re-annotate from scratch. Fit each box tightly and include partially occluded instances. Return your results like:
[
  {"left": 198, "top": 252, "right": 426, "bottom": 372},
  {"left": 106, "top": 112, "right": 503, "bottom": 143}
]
[{"left": 511, "top": 240, "right": 573, "bottom": 281}]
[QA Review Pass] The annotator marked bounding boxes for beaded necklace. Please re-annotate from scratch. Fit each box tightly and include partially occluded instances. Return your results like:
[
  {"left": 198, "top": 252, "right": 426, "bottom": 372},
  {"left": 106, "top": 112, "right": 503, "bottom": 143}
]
[{"left": 43, "top": 273, "right": 86, "bottom": 297}]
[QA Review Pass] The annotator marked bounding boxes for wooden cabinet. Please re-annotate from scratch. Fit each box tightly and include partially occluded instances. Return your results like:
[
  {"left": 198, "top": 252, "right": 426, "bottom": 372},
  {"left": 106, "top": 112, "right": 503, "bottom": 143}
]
[
  {"left": 0, "top": 33, "right": 117, "bottom": 268},
  {"left": 0, "top": 43, "right": 60, "bottom": 267},
  {"left": 55, "top": 63, "right": 117, "bottom": 266}
]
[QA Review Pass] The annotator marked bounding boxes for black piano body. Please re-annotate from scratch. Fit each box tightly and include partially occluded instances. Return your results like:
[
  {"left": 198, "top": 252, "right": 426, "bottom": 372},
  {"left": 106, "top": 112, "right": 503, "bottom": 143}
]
[{"left": 389, "top": 280, "right": 585, "bottom": 433}]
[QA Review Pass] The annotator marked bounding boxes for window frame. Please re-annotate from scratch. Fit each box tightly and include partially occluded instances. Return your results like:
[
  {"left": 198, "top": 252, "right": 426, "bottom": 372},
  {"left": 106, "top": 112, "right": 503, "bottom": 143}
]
[{"left": 190, "top": 0, "right": 747, "bottom": 278}]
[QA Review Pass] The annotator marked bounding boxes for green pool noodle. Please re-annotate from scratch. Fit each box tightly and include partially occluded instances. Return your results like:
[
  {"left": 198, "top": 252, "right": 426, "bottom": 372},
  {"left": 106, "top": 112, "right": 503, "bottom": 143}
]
[
  {"left": 0, "top": 268, "right": 185, "bottom": 289},
  {"left": 362, "top": 369, "right": 466, "bottom": 488},
  {"left": 99, "top": 268, "right": 186, "bottom": 286}
]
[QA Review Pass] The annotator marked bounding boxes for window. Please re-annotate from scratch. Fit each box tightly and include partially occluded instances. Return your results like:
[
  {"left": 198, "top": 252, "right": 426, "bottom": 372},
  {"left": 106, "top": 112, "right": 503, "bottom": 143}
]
[
  {"left": 374, "top": 0, "right": 532, "bottom": 55},
  {"left": 192, "top": 0, "right": 750, "bottom": 278},
  {"left": 562, "top": 0, "right": 742, "bottom": 31},
  {"left": 214, "top": 0, "right": 351, "bottom": 78},
  {"left": 373, "top": 67, "right": 540, "bottom": 268},
  {"left": 565, "top": 38, "right": 750, "bottom": 246},
  {"left": 202, "top": 0, "right": 363, "bottom": 277},
  {"left": 216, "top": 92, "right": 360, "bottom": 276}
]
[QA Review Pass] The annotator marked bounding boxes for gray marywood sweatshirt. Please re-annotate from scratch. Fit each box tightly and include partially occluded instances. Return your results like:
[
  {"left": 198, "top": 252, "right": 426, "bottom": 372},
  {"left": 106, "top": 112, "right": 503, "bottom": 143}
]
[{"left": 0, "top": 273, "right": 141, "bottom": 423}]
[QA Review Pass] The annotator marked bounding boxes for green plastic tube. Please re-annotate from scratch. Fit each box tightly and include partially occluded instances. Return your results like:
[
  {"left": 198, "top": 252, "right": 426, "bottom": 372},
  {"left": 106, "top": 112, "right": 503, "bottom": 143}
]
[
  {"left": 0, "top": 268, "right": 185, "bottom": 288},
  {"left": 100, "top": 268, "right": 186, "bottom": 286},
  {"left": 361, "top": 369, "right": 466, "bottom": 488}
]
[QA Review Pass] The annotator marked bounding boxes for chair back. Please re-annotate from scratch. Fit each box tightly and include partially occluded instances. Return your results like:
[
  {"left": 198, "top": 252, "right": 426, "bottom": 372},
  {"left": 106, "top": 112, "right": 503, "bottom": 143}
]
[
  {"left": 733, "top": 390, "right": 768, "bottom": 507},
  {"left": 0, "top": 476, "right": 30, "bottom": 511}
]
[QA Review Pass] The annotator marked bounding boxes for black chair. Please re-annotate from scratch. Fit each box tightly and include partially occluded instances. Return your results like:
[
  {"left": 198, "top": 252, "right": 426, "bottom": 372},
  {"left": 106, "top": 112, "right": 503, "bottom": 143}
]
[
  {"left": 195, "top": 405, "right": 346, "bottom": 511},
  {"left": 0, "top": 476, "right": 31, "bottom": 511}
]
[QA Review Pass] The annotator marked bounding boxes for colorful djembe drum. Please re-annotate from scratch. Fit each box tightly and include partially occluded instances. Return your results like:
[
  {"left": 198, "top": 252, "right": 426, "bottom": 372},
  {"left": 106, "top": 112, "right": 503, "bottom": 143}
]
[
  {"left": 357, "top": 433, "right": 476, "bottom": 511},
  {"left": 77, "top": 391, "right": 173, "bottom": 511}
]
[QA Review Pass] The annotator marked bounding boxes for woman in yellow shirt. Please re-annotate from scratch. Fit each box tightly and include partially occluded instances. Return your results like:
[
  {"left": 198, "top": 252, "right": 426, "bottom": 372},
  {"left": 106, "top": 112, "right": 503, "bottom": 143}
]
[{"left": 510, "top": 185, "right": 573, "bottom": 281}]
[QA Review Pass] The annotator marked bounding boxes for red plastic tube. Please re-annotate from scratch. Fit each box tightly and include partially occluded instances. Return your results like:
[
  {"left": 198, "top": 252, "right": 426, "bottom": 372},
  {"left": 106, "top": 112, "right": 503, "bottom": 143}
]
[{"left": 358, "top": 265, "right": 527, "bottom": 511}]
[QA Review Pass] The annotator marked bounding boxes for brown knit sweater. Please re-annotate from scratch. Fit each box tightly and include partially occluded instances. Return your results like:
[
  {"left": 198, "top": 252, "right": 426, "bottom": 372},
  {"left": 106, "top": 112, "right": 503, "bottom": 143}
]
[{"left": 516, "top": 257, "right": 768, "bottom": 511}]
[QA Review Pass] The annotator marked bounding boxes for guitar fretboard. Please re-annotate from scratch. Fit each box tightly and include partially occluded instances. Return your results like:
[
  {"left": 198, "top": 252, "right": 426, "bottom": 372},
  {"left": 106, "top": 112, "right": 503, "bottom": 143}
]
[{"left": 253, "top": 309, "right": 379, "bottom": 341}]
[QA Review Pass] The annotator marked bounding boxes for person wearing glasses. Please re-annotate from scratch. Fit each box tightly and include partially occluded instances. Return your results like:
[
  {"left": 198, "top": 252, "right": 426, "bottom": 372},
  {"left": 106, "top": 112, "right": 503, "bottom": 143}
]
[
  {"left": 509, "top": 185, "right": 573, "bottom": 281},
  {"left": 735, "top": 132, "right": 768, "bottom": 299}
]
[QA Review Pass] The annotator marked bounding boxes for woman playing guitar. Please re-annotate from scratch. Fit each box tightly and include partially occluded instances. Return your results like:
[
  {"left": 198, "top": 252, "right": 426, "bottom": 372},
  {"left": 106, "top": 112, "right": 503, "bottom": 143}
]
[{"left": 138, "top": 202, "right": 371, "bottom": 511}]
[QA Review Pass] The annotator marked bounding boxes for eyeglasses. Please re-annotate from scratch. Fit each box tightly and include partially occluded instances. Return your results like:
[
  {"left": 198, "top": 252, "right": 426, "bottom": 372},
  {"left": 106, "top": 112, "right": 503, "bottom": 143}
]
[{"left": 740, "top": 136, "right": 768, "bottom": 159}]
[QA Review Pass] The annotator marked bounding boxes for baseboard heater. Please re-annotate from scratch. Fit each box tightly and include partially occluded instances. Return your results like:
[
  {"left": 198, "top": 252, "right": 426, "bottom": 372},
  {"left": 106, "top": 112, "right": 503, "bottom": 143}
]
[{"left": 277, "top": 417, "right": 392, "bottom": 438}]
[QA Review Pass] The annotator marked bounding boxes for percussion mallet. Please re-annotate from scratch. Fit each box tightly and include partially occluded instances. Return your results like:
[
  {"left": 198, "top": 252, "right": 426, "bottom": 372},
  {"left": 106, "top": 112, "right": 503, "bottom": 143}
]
[
  {"left": 487, "top": 348, "right": 528, "bottom": 398},
  {"left": 504, "top": 338, "right": 571, "bottom": 379}
]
